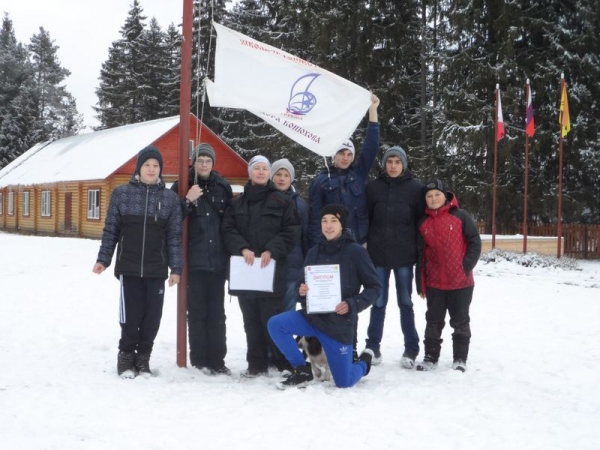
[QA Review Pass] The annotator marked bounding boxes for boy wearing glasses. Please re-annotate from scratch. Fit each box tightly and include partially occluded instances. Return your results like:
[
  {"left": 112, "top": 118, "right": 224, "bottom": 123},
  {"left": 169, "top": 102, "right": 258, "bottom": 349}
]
[{"left": 172, "top": 143, "right": 233, "bottom": 375}]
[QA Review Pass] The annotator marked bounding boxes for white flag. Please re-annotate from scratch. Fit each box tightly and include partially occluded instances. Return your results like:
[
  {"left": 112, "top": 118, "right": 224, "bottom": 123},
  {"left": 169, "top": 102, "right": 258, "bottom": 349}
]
[{"left": 206, "top": 22, "right": 372, "bottom": 158}]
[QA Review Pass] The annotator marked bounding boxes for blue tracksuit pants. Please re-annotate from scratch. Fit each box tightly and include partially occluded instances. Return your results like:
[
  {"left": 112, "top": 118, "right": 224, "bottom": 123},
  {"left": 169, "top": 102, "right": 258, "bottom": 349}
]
[{"left": 268, "top": 311, "right": 368, "bottom": 388}]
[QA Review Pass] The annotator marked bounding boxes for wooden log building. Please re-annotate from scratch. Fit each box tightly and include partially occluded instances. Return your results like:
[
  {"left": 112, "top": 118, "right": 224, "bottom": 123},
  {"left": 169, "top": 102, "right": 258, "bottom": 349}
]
[{"left": 0, "top": 115, "right": 248, "bottom": 239}]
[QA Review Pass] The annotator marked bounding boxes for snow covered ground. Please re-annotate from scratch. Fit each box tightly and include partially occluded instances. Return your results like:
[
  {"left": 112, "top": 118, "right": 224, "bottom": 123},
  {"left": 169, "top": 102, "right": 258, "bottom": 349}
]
[{"left": 1, "top": 232, "right": 599, "bottom": 450}]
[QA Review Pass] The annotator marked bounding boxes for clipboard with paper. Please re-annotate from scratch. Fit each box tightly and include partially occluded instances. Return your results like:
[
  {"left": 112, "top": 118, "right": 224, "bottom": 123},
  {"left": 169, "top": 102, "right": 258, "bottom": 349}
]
[{"left": 305, "top": 264, "right": 341, "bottom": 314}]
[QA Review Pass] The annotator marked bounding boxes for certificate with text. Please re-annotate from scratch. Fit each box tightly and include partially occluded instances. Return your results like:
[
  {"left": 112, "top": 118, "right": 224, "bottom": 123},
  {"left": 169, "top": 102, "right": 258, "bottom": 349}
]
[
  {"left": 305, "top": 264, "right": 341, "bottom": 314},
  {"left": 229, "top": 256, "right": 275, "bottom": 292}
]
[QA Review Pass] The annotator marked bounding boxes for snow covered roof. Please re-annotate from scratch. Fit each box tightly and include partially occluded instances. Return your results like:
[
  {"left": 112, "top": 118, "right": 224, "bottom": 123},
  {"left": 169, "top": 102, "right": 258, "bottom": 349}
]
[{"left": 0, "top": 116, "right": 180, "bottom": 188}]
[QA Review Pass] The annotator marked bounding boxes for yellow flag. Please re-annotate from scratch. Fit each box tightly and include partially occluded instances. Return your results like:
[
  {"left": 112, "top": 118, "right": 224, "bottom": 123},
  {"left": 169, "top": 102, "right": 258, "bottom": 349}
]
[{"left": 559, "top": 83, "right": 570, "bottom": 137}]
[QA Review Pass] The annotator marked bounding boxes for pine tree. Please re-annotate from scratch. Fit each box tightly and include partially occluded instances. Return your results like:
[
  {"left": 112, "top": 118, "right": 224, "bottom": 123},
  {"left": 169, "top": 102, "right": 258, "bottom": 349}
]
[
  {"left": 137, "top": 17, "right": 169, "bottom": 120},
  {"left": 163, "top": 23, "right": 182, "bottom": 117}
]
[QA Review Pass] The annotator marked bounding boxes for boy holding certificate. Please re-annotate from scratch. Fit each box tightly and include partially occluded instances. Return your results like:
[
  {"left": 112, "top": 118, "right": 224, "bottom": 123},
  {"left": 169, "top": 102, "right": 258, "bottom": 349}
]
[{"left": 268, "top": 204, "right": 381, "bottom": 389}]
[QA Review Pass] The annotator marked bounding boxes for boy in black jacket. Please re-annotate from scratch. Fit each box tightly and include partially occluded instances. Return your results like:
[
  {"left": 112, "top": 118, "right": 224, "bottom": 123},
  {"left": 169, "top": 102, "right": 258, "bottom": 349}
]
[{"left": 93, "top": 146, "right": 182, "bottom": 379}]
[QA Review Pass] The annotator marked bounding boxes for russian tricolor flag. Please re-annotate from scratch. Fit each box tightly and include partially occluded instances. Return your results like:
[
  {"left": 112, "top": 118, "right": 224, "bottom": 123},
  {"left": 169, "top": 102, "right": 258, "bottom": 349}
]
[{"left": 526, "top": 80, "right": 535, "bottom": 137}]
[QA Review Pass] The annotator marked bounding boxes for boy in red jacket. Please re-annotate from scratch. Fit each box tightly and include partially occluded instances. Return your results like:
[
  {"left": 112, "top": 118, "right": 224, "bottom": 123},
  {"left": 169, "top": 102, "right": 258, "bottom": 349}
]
[{"left": 415, "top": 180, "right": 481, "bottom": 372}]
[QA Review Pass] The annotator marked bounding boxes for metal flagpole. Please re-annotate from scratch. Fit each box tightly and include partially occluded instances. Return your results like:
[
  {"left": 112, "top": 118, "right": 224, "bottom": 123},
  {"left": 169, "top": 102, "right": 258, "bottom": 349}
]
[
  {"left": 523, "top": 80, "right": 530, "bottom": 253},
  {"left": 557, "top": 74, "right": 566, "bottom": 259},
  {"left": 177, "top": 0, "right": 194, "bottom": 367},
  {"left": 492, "top": 84, "right": 499, "bottom": 249}
]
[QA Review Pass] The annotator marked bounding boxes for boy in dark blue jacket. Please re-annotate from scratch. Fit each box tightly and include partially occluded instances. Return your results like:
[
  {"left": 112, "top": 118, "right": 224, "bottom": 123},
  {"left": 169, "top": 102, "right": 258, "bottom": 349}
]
[
  {"left": 268, "top": 204, "right": 381, "bottom": 389},
  {"left": 93, "top": 146, "right": 182, "bottom": 379}
]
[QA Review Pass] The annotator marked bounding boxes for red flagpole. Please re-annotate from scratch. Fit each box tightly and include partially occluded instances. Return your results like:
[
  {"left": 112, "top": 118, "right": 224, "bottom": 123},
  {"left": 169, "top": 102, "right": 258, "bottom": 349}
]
[
  {"left": 492, "top": 84, "right": 499, "bottom": 249},
  {"left": 557, "top": 75, "right": 565, "bottom": 259},
  {"left": 523, "top": 80, "right": 530, "bottom": 253},
  {"left": 176, "top": 0, "right": 194, "bottom": 367}
]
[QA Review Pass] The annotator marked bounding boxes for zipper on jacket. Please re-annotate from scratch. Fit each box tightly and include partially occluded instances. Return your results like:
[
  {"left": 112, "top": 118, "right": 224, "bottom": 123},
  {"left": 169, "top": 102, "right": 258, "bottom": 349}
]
[{"left": 141, "top": 185, "right": 149, "bottom": 277}]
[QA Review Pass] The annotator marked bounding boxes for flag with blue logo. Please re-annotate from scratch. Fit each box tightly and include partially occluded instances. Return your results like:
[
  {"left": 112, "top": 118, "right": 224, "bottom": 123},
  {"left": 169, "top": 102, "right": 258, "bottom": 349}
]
[{"left": 206, "top": 23, "right": 372, "bottom": 157}]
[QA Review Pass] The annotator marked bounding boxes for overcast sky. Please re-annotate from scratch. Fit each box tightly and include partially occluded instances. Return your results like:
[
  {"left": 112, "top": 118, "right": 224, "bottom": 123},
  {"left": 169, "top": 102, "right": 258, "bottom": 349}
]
[{"left": 3, "top": 1, "right": 188, "bottom": 131}]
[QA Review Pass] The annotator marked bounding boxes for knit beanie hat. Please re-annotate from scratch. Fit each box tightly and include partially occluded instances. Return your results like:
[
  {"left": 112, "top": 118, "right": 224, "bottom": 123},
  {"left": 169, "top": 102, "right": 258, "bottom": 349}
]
[
  {"left": 331, "top": 139, "right": 355, "bottom": 164},
  {"left": 424, "top": 179, "right": 448, "bottom": 197},
  {"left": 248, "top": 155, "right": 271, "bottom": 177},
  {"left": 271, "top": 158, "right": 295, "bottom": 183},
  {"left": 135, "top": 145, "right": 163, "bottom": 175},
  {"left": 320, "top": 203, "right": 349, "bottom": 230},
  {"left": 193, "top": 143, "right": 216, "bottom": 164},
  {"left": 381, "top": 146, "right": 408, "bottom": 173}
]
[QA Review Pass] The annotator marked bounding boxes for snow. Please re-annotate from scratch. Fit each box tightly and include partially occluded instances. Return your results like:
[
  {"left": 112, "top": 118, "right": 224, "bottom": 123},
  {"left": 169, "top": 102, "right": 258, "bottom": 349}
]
[
  {"left": 0, "top": 116, "right": 180, "bottom": 188},
  {"left": 1, "top": 232, "right": 599, "bottom": 449}
]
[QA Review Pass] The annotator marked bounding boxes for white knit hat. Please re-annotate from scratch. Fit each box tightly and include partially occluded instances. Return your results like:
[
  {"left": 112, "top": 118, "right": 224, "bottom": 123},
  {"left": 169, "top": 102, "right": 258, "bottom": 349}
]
[{"left": 247, "top": 155, "right": 271, "bottom": 177}]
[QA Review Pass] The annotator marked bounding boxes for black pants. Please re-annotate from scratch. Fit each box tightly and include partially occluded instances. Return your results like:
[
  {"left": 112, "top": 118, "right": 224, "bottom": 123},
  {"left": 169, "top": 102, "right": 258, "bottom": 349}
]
[
  {"left": 423, "top": 286, "right": 473, "bottom": 362},
  {"left": 188, "top": 270, "right": 227, "bottom": 369},
  {"left": 238, "top": 296, "right": 288, "bottom": 371},
  {"left": 119, "top": 275, "right": 165, "bottom": 354}
]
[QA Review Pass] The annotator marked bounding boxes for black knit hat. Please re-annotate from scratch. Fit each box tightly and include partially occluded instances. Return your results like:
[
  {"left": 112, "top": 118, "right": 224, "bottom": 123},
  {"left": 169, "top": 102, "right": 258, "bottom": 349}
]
[
  {"left": 424, "top": 179, "right": 447, "bottom": 197},
  {"left": 320, "top": 204, "right": 349, "bottom": 230},
  {"left": 193, "top": 143, "right": 216, "bottom": 164},
  {"left": 135, "top": 145, "right": 164, "bottom": 175}
]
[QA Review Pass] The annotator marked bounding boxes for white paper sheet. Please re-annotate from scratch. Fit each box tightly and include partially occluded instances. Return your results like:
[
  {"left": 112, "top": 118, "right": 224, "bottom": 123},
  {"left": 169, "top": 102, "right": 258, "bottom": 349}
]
[
  {"left": 229, "top": 256, "right": 276, "bottom": 292},
  {"left": 305, "top": 264, "right": 341, "bottom": 314}
]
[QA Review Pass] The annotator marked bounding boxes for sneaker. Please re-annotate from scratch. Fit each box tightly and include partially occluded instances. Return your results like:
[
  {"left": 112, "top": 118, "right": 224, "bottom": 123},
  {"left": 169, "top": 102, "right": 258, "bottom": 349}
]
[
  {"left": 276, "top": 364, "right": 313, "bottom": 389},
  {"left": 280, "top": 369, "right": 293, "bottom": 379},
  {"left": 400, "top": 353, "right": 417, "bottom": 369},
  {"left": 369, "top": 349, "right": 383, "bottom": 366},
  {"left": 359, "top": 349, "right": 374, "bottom": 375},
  {"left": 210, "top": 365, "right": 232, "bottom": 376},
  {"left": 452, "top": 359, "right": 467, "bottom": 372},
  {"left": 416, "top": 355, "right": 438, "bottom": 372},
  {"left": 241, "top": 367, "right": 268, "bottom": 378},
  {"left": 117, "top": 351, "right": 138, "bottom": 379},
  {"left": 135, "top": 353, "right": 152, "bottom": 378}
]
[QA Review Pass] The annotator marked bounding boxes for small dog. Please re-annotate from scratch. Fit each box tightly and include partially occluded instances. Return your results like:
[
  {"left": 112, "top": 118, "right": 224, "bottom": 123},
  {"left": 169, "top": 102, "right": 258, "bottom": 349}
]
[{"left": 297, "top": 336, "right": 331, "bottom": 382}]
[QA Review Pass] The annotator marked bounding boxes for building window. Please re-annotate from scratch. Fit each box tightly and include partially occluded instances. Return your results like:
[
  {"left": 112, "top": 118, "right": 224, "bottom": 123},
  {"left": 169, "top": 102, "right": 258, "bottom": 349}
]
[
  {"left": 23, "top": 192, "right": 30, "bottom": 216},
  {"left": 87, "top": 189, "right": 100, "bottom": 219},
  {"left": 0, "top": 192, "right": 3, "bottom": 216},
  {"left": 8, "top": 192, "right": 14, "bottom": 215},
  {"left": 41, "top": 191, "right": 51, "bottom": 217}
]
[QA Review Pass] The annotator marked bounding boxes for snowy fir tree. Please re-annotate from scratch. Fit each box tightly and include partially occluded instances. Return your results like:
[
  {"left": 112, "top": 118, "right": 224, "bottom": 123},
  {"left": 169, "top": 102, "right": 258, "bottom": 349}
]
[{"left": 0, "top": 15, "right": 80, "bottom": 169}]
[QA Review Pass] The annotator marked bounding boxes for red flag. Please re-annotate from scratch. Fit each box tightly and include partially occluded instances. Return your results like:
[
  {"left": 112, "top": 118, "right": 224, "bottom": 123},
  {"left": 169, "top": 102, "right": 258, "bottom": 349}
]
[
  {"left": 496, "top": 86, "right": 505, "bottom": 142},
  {"left": 526, "top": 81, "right": 534, "bottom": 137}
]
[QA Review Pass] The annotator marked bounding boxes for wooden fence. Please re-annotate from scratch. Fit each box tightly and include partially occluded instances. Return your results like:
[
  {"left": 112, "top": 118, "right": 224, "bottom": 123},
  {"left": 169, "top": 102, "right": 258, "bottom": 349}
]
[{"left": 477, "top": 223, "right": 600, "bottom": 260}]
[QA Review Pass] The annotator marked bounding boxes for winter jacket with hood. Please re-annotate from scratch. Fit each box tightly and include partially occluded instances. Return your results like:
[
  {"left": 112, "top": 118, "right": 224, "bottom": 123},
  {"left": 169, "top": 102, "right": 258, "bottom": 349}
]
[
  {"left": 171, "top": 168, "right": 232, "bottom": 273},
  {"left": 416, "top": 192, "right": 481, "bottom": 295},
  {"left": 300, "top": 229, "right": 381, "bottom": 345},
  {"left": 308, "top": 121, "right": 380, "bottom": 247},
  {"left": 222, "top": 180, "right": 301, "bottom": 299},
  {"left": 366, "top": 169, "right": 425, "bottom": 268},
  {"left": 96, "top": 174, "right": 183, "bottom": 279}
]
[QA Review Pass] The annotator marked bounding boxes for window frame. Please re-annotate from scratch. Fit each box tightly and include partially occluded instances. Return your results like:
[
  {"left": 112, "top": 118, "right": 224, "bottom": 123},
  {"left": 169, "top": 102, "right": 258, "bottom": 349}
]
[
  {"left": 41, "top": 191, "right": 51, "bottom": 217},
  {"left": 87, "top": 189, "right": 101, "bottom": 220},
  {"left": 22, "top": 191, "right": 30, "bottom": 217},
  {"left": 8, "top": 191, "right": 14, "bottom": 215}
]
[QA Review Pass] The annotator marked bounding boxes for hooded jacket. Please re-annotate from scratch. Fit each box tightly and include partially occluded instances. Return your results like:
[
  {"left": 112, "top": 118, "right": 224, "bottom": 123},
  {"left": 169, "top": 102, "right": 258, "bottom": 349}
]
[
  {"left": 308, "top": 122, "right": 380, "bottom": 247},
  {"left": 222, "top": 180, "right": 301, "bottom": 298},
  {"left": 416, "top": 193, "right": 481, "bottom": 295},
  {"left": 171, "top": 168, "right": 232, "bottom": 273},
  {"left": 97, "top": 174, "right": 183, "bottom": 279},
  {"left": 366, "top": 169, "right": 425, "bottom": 268},
  {"left": 300, "top": 230, "right": 381, "bottom": 344}
]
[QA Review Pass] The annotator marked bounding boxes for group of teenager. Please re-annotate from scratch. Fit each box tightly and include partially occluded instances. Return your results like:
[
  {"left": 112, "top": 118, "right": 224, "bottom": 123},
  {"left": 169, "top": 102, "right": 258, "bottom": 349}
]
[{"left": 93, "top": 94, "right": 482, "bottom": 389}]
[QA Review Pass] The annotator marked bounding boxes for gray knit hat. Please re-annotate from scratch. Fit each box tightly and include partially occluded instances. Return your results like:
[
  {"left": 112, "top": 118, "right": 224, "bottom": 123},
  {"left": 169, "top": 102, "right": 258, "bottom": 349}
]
[
  {"left": 193, "top": 143, "right": 216, "bottom": 164},
  {"left": 424, "top": 179, "right": 448, "bottom": 197},
  {"left": 271, "top": 158, "right": 295, "bottom": 183},
  {"left": 248, "top": 155, "right": 271, "bottom": 177},
  {"left": 381, "top": 146, "right": 407, "bottom": 173},
  {"left": 135, "top": 145, "right": 163, "bottom": 175}
]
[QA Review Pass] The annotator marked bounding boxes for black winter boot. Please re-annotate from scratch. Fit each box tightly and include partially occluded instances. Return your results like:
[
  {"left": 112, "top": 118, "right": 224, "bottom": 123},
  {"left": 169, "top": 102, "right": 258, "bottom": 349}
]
[
  {"left": 276, "top": 364, "right": 314, "bottom": 389},
  {"left": 135, "top": 353, "right": 152, "bottom": 378},
  {"left": 117, "top": 351, "right": 137, "bottom": 378},
  {"left": 359, "top": 349, "right": 374, "bottom": 375}
]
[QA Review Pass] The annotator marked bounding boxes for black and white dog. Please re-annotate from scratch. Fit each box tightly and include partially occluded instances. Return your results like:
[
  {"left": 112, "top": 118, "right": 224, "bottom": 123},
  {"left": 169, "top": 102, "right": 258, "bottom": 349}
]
[{"left": 297, "top": 336, "right": 331, "bottom": 382}]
